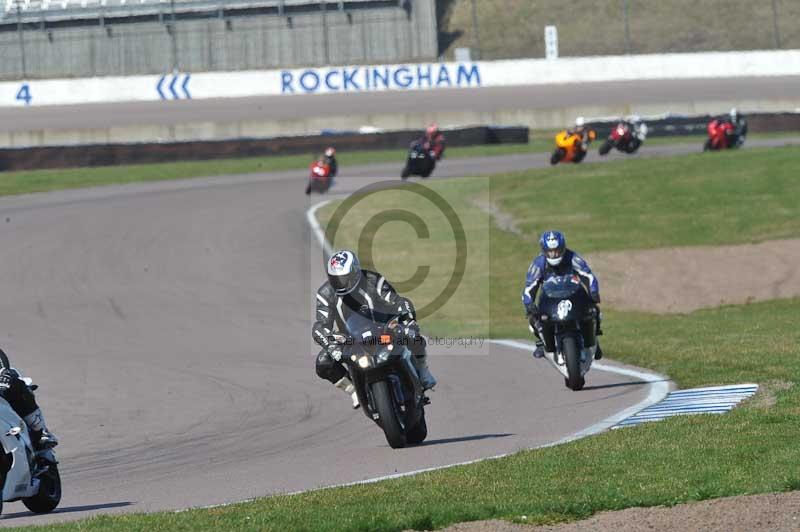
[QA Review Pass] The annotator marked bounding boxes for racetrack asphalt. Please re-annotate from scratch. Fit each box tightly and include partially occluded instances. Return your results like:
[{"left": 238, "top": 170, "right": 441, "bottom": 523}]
[
  {"left": 1, "top": 136, "right": 797, "bottom": 525},
  {"left": 1, "top": 76, "right": 799, "bottom": 133}
]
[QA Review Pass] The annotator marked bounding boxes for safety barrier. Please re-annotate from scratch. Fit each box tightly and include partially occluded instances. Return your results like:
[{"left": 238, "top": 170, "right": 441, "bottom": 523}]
[
  {"left": 1, "top": 49, "right": 798, "bottom": 107},
  {"left": 0, "top": 125, "right": 528, "bottom": 171}
]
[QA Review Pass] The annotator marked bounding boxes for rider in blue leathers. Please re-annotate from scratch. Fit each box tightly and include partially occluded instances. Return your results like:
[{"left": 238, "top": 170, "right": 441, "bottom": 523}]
[{"left": 522, "top": 230, "right": 603, "bottom": 360}]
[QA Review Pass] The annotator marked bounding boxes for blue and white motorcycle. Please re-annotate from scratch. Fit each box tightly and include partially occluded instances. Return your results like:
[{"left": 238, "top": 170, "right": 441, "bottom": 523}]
[
  {"left": 0, "top": 352, "right": 60, "bottom": 516},
  {"left": 535, "top": 274, "right": 599, "bottom": 391}
]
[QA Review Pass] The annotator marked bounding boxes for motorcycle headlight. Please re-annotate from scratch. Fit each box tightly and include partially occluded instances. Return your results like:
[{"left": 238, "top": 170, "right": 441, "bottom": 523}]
[{"left": 357, "top": 356, "right": 372, "bottom": 369}]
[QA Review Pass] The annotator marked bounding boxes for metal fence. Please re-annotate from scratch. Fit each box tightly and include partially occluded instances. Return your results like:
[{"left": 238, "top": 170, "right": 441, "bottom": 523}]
[{"left": 0, "top": 0, "right": 435, "bottom": 80}]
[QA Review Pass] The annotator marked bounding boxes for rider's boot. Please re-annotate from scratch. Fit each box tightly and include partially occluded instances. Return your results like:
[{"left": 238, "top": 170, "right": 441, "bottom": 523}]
[
  {"left": 594, "top": 341, "right": 604, "bottom": 360},
  {"left": 334, "top": 377, "right": 359, "bottom": 409},
  {"left": 24, "top": 408, "right": 59, "bottom": 450},
  {"left": 412, "top": 355, "right": 437, "bottom": 391},
  {"left": 532, "top": 341, "right": 545, "bottom": 359}
]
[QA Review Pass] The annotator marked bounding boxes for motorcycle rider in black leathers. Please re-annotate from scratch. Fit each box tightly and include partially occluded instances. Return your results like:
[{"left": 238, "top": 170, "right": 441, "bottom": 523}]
[
  {"left": 0, "top": 361, "right": 58, "bottom": 450},
  {"left": 725, "top": 108, "right": 748, "bottom": 148},
  {"left": 313, "top": 250, "right": 437, "bottom": 408},
  {"left": 323, "top": 147, "right": 338, "bottom": 178}
]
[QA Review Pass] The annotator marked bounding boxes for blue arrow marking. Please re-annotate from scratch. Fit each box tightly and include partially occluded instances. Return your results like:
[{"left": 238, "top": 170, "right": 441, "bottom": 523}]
[
  {"left": 156, "top": 75, "right": 167, "bottom": 100},
  {"left": 181, "top": 73, "right": 191, "bottom": 99},
  {"left": 169, "top": 74, "right": 180, "bottom": 99}
]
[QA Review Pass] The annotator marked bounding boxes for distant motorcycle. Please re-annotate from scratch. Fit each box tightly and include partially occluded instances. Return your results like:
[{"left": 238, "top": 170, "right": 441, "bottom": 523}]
[
  {"left": 305, "top": 160, "right": 332, "bottom": 195},
  {"left": 550, "top": 129, "right": 596, "bottom": 165},
  {"left": 0, "top": 350, "right": 61, "bottom": 516},
  {"left": 331, "top": 311, "right": 428, "bottom": 449},
  {"left": 598, "top": 121, "right": 647, "bottom": 156},
  {"left": 401, "top": 141, "right": 436, "bottom": 179},
  {"left": 703, "top": 120, "right": 743, "bottom": 151},
  {"left": 534, "top": 274, "right": 599, "bottom": 391}
]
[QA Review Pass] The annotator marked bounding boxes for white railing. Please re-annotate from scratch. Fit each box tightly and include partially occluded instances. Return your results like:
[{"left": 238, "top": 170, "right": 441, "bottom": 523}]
[{"left": 1, "top": 0, "right": 383, "bottom": 21}]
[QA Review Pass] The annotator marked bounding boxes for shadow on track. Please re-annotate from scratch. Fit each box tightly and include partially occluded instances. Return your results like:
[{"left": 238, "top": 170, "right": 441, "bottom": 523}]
[
  {"left": 416, "top": 433, "right": 514, "bottom": 447},
  {"left": 2, "top": 501, "right": 134, "bottom": 520},
  {"left": 581, "top": 379, "right": 669, "bottom": 391}
]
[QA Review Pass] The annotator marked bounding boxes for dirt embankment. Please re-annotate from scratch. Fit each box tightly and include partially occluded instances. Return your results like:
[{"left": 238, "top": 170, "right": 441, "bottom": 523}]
[
  {"left": 434, "top": 490, "right": 800, "bottom": 532},
  {"left": 587, "top": 239, "right": 800, "bottom": 313}
]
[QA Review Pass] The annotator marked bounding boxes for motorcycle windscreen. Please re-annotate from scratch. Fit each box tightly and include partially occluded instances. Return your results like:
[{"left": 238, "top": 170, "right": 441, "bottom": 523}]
[
  {"left": 344, "top": 310, "right": 400, "bottom": 352},
  {"left": 541, "top": 274, "right": 582, "bottom": 299}
]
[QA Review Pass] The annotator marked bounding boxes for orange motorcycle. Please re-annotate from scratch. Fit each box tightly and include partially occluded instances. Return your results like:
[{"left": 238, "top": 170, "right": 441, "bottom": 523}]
[{"left": 550, "top": 129, "right": 596, "bottom": 165}]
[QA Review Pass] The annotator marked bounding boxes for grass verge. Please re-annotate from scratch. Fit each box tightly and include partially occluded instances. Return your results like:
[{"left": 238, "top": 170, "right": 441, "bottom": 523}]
[
  {"left": 0, "top": 133, "right": 795, "bottom": 198},
  {"left": 0, "top": 143, "right": 533, "bottom": 197}
]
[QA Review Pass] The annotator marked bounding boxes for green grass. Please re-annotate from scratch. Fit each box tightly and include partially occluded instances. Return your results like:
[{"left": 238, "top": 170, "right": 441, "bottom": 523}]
[
  {"left": 440, "top": 0, "right": 800, "bottom": 60},
  {"left": 0, "top": 144, "right": 535, "bottom": 197},
  {"left": 0, "top": 133, "right": 794, "bottom": 198},
  {"left": 12, "top": 145, "right": 800, "bottom": 532},
  {"left": 318, "top": 145, "right": 800, "bottom": 337}
]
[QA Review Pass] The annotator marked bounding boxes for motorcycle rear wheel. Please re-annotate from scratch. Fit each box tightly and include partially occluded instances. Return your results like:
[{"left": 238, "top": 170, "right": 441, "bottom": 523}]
[
  {"left": 372, "top": 381, "right": 407, "bottom": 449},
  {"left": 23, "top": 464, "right": 62, "bottom": 514},
  {"left": 562, "top": 336, "right": 585, "bottom": 391}
]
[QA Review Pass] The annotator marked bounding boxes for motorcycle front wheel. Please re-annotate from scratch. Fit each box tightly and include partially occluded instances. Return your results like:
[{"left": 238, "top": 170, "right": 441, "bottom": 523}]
[
  {"left": 406, "top": 408, "right": 428, "bottom": 445},
  {"left": 598, "top": 140, "right": 613, "bottom": 156},
  {"left": 372, "top": 380, "right": 407, "bottom": 448},
  {"left": 562, "top": 336, "right": 585, "bottom": 391},
  {"left": 550, "top": 148, "right": 565, "bottom": 165},
  {"left": 23, "top": 464, "right": 62, "bottom": 514}
]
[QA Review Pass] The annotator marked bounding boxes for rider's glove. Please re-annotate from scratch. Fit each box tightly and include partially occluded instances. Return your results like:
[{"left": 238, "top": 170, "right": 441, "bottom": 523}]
[
  {"left": 327, "top": 345, "right": 344, "bottom": 362},
  {"left": 403, "top": 320, "right": 420, "bottom": 339},
  {"left": 0, "top": 367, "right": 19, "bottom": 391}
]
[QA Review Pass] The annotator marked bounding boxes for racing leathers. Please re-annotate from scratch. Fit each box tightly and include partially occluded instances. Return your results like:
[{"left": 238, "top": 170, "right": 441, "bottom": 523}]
[
  {"left": 726, "top": 115, "right": 748, "bottom": 147},
  {"left": 0, "top": 365, "right": 58, "bottom": 450},
  {"left": 421, "top": 132, "right": 446, "bottom": 160},
  {"left": 323, "top": 154, "right": 338, "bottom": 178},
  {"left": 521, "top": 249, "right": 603, "bottom": 359},
  {"left": 313, "top": 270, "right": 436, "bottom": 406},
  {"left": 565, "top": 127, "right": 596, "bottom": 162}
]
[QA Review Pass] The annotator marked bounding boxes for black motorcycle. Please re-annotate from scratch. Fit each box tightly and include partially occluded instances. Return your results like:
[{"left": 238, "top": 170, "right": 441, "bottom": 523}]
[
  {"left": 401, "top": 141, "right": 435, "bottom": 179},
  {"left": 333, "top": 311, "right": 428, "bottom": 448},
  {"left": 536, "top": 274, "right": 598, "bottom": 391}
]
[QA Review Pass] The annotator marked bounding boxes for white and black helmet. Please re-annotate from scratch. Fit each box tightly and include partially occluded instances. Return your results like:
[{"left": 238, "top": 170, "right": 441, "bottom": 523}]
[{"left": 327, "top": 250, "right": 362, "bottom": 296}]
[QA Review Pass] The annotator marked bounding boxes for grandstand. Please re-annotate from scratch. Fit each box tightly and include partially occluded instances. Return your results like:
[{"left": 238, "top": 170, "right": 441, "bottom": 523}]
[
  {"left": 1, "top": 0, "right": 404, "bottom": 25},
  {"left": 0, "top": 0, "right": 436, "bottom": 80}
]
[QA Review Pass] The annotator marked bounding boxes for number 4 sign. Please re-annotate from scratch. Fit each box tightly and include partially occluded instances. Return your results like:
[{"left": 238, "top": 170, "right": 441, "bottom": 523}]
[{"left": 16, "top": 83, "right": 32, "bottom": 105}]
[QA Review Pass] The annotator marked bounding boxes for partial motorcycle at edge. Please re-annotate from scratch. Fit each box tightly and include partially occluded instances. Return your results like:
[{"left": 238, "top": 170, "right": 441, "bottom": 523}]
[{"left": 0, "top": 351, "right": 61, "bottom": 516}]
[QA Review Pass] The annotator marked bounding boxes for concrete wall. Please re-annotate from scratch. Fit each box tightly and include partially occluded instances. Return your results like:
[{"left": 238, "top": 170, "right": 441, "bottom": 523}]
[{"left": 0, "top": 0, "right": 437, "bottom": 80}]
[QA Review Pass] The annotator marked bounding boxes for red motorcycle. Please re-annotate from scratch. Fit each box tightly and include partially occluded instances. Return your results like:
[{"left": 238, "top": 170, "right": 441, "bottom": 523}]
[
  {"left": 305, "top": 160, "right": 332, "bottom": 195},
  {"left": 704, "top": 120, "right": 738, "bottom": 151},
  {"left": 598, "top": 121, "right": 647, "bottom": 156}
]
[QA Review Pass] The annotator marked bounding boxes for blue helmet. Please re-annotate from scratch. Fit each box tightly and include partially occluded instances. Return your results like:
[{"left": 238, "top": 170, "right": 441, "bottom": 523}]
[{"left": 539, "top": 230, "right": 566, "bottom": 266}]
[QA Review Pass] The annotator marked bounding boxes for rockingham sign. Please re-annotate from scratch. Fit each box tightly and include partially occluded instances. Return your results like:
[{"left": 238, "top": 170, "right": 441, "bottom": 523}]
[
  {"left": 279, "top": 63, "right": 482, "bottom": 94},
  {"left": 0, "top": 50, "right": 799, "bottom": 107}
]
